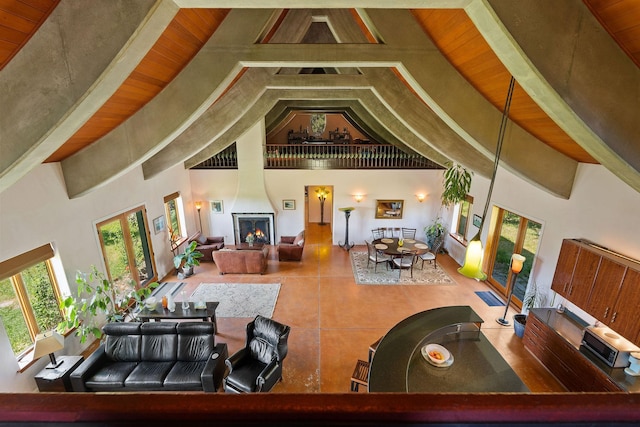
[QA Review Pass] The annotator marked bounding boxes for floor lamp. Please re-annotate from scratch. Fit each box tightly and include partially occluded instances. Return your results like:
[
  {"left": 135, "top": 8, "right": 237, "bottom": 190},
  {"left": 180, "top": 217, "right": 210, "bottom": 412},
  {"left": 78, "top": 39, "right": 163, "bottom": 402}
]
[
  {"left": 496, "top": 253, "right": 526, "bottom": 326},
  {"left": 195, "top": 201, "right": 202, "bottom": 232},
  {"left": 316, "top": 187, "right": 329, "bottom": 225}
]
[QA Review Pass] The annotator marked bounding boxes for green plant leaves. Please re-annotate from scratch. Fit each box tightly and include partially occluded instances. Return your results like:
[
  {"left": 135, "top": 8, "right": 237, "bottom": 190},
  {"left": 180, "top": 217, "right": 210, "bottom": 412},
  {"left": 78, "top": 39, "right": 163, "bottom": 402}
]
[{"left": 442, "top": 162, "right": 473, "bottom": 207}]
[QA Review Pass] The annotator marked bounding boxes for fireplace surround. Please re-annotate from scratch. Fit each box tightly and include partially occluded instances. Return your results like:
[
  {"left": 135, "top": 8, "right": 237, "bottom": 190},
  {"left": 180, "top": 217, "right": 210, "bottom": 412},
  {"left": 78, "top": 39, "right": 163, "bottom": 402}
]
[{"left": 232, "top": 213, "right": 275, "bottom": 245}]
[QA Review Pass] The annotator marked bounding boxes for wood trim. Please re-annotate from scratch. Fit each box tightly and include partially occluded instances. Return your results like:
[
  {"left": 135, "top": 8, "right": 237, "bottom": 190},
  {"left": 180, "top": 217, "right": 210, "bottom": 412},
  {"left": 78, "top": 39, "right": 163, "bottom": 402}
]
[{"left": 0, "top": 243, "right": 55, "bottom": 280}]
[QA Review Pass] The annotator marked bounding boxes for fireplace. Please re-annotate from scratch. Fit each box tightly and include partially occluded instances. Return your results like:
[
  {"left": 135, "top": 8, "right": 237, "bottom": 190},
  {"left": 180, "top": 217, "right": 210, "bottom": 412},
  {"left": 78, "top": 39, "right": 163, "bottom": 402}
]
[{"left": 232, "top": 213, "right": 275, "bottom": 245}]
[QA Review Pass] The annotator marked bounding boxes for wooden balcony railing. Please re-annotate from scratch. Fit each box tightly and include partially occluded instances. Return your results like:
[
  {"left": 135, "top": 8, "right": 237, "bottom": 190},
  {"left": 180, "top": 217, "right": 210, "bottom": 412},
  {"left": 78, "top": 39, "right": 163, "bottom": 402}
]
[
  {"left": 264, "top": 143, "right": 442, "bottom": 170},
  {"left": 191, "top": 142, "right": 443, "bottom": 170}
]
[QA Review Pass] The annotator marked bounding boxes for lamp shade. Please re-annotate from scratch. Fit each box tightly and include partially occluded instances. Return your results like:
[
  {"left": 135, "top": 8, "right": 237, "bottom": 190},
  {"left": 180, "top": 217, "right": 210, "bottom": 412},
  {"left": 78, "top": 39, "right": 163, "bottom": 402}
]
[
  {"left": 32, "top": 330, "right": 64, "bottom": 361},
  {"left": 511, "top": 253, "right": 526, "bottom": 274},
  {"left": 457, "top": 236, "right": 487, "bottom": 281}
]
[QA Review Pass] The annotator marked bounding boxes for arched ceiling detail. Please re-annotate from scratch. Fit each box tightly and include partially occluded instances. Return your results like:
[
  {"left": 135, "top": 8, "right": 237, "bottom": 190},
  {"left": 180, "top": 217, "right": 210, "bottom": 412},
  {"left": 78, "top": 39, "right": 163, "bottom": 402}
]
[{"left": 1, "top": 1, "right": 638, "bottom": 199}]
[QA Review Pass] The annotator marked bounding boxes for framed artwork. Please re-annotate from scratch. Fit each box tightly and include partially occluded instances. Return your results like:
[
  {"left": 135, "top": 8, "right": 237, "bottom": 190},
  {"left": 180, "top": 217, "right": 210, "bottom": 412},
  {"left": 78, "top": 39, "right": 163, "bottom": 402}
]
[
  {"left": 211, "top": 200, "right": 224, "bottom": 214},
  {"left": 152, "top": 216, "right": 165, "bottom": 234},
  {"left": 473, "top": 214, "right": 482, "bottom": 228},
  {"left": 375, "top": 199, "right": 404, "bottom": 219},
  {"left": 283, "top": 200, "right": 296, "bottom": 210}
]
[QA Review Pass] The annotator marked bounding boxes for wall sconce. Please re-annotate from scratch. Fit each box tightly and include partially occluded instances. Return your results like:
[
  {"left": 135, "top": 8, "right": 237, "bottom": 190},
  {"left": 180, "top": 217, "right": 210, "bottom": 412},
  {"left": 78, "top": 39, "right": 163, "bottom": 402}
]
[
  {"left": 195, "top": 201, "right": 202, "bottom": 232},
  {"left": 416, "top": 194, "right": 426, "bottom": 203},
  {"left": 354, "top": 194, "right": 364, "bottom": 203}
]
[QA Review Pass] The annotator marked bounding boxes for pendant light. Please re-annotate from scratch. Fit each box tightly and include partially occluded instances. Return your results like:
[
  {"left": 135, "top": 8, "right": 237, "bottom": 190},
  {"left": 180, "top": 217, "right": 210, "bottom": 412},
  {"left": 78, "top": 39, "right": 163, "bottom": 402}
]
[{"left": 458, "top": 76, "right": 516, "bottom": 280}]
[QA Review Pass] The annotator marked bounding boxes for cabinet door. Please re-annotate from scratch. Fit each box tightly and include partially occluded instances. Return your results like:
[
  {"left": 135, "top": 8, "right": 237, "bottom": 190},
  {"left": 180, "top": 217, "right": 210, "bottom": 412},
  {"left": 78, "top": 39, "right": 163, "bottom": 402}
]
[
  {"left": 551, "top": 240, "right": 580, "bottom": 298},
  {"left": 567, "top": 249, "right": 601, "bottom": 307},
  {"left": 586, "top": 258, "right": 626, "bottom": 323},
  {"left": 611, "top": 268, "right": 640, "bottom": 345}
]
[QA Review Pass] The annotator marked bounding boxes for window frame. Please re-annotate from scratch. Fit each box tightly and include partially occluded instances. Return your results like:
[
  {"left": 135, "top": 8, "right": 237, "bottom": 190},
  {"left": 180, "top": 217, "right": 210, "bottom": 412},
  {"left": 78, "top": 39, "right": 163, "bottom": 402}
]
[
  {"left": 164, "top": 192, "right": 187, "bottom": 250},
  {"left": 454, "top": 194, "right": 473, "bottom": 242},
  {"left": 0, "top": 245, "right": 65, "bottom": 364}
]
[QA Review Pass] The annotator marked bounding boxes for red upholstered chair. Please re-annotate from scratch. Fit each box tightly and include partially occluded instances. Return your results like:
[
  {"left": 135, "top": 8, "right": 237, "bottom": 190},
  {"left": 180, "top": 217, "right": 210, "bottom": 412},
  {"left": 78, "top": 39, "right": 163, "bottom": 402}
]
[
  {"left": 188, "top": 232, "right": 225, "bottom": 262},
  {"left": 277, "top": 230, "right": 305, "bottom": 261}
]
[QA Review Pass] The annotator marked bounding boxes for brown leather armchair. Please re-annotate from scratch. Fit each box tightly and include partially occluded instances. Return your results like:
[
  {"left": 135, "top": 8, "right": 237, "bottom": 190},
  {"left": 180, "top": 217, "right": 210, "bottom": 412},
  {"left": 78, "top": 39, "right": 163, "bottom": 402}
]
[
  {"left": 277, "top": 230, "right": 305, "bottom": 261},
  {"left": 188, "top": 232, "right": 224, "bottom": 262}
]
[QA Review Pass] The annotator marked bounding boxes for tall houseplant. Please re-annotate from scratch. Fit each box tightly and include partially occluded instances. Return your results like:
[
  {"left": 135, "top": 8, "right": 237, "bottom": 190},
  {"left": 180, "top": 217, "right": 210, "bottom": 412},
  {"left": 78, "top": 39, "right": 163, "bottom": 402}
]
[
  {"left": 424, "top": 218, "right": 446, "bottom": 249},
  {"left": 173, "top": 241, "right": 204, "bottom": 278},
  {"left": 58, "top": 266, "right": 157, "bottom": 343},
  {"left": 513, "top": 280, "right": 544, "bottom": 338},
  {"left": 441, "top": 162, "right": 473, "bottom": 207}
]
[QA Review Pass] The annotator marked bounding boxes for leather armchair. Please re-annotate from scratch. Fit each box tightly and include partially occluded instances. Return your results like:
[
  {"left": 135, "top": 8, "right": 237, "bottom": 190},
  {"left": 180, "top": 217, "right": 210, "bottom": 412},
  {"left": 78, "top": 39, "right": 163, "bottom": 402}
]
[
  {"left": 189, "top": 232, "right": 225, "bottom": 262},
  {"left": 277, "top": 230, "right": 305, "bottom": 261},
  {"left": 223, "top": 315, "right": 291, "bottom": 393}
]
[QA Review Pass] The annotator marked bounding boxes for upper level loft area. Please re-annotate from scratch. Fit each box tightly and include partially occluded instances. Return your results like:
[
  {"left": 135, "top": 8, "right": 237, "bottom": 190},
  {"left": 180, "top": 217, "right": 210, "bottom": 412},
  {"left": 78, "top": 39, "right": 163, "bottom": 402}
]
[{"left": 191, "top": 112, "right": 444, "bottom": 171}]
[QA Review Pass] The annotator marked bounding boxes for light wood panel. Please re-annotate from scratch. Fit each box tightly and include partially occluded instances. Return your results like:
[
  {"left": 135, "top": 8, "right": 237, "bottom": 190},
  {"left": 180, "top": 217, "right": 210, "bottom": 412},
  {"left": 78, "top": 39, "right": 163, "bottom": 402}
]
[
  {"left": 411, "top": 9, "right": 598, "bottom": 164},
  {"left": 45, "top": 8, "right": 230, "bottom": 162},
  {"left": 585, "top": 0, "right": 640, "bottom": 68},
  {"left": 0, "top": 0, "right": 59, "bottom": 71}
]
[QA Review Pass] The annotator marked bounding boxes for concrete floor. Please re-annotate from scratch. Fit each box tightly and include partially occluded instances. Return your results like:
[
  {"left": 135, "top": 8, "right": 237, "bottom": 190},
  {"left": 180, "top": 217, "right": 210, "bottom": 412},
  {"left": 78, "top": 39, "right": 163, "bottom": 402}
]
[{"left": 164, "top": 223, "right": 565, "bottom": 393}]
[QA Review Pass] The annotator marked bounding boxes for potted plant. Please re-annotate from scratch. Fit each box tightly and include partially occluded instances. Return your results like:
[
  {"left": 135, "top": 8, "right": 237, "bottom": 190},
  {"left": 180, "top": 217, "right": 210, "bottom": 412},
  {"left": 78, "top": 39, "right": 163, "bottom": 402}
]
[
  {"left": 441, "top": 162, "right": 473, "bottom": 207},
  {"left": 173, "top": 240, "right": 204, "bottom": 278},
  {"left": 513, "top": 280, "right": 544, "bottom": 338},
  {"left": 57, "top": 266, "right": 158, "bottom": 343},
  {"left": 424, "top": 218, "right": 446, "bottom": 249}
]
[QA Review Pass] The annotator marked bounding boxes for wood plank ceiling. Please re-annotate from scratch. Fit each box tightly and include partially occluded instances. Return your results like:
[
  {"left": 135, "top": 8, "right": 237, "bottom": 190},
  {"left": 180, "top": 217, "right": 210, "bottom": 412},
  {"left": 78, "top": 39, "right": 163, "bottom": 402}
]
[{"left": 1, "top": 1, "right": 639, "bottom": 166}]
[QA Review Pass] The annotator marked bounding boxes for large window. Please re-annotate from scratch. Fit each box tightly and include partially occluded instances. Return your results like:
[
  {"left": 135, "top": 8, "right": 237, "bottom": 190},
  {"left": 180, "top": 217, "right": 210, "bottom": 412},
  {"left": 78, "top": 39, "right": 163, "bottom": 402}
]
[
  {"left": 485, "top": 207, "right": 542, "bottom": 308},
  {"left": 164, "top": 192, "right": 185, "bottom": 246},
  {"left": 455, "top": 195, "right": 473, "bottom": 240},
  {"left": 0, "top": 244, "right": 63, "bottom": 358},
  {"left": 97, "top": 206, "right": 156, "bottom": 292}
]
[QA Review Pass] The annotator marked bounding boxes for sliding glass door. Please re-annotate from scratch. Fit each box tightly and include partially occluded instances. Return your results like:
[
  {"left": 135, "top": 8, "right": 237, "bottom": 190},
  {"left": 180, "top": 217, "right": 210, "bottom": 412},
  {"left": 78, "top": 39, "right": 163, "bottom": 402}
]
[{"left": 486, "top": 208, "right": 541, "bottom": 308}]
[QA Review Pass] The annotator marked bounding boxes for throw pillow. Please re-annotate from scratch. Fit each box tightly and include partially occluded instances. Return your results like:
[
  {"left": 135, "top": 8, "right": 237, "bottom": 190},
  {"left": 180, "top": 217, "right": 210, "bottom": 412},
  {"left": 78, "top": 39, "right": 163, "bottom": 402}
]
[
  {"left": 297, "top": 239, "right": 304, "bottom": 247},
  {"left": 197, "top": 233, "right": 207, "bottom": 244}
]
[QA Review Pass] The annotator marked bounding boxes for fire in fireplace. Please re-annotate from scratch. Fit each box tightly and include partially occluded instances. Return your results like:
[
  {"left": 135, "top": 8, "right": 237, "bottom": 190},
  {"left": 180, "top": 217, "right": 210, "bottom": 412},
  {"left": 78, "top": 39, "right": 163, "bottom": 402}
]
[{"left": 232, "top": 213, "right": 275, "bottom": 245}]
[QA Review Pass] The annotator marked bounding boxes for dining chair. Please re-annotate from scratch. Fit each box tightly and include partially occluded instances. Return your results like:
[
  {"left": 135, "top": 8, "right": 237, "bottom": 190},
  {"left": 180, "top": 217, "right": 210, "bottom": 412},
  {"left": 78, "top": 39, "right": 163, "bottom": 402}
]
[
  {"left": 366, "top": 240, "right": 390, "bottom": 272},
  {"left": 418, "top": 238, "right": 444, "bottom": 269},
  {"left": 392, "top": 250, "right": 417, "bottom": 278},
  {"left": 371, "top": 228, "right": 385, "bottom": 240},
  {"left": 401, "top": 228, "right": 416, "bottom": 239},
  {"left": 385, "top": 227, "right": 401, "bottom": 239}
]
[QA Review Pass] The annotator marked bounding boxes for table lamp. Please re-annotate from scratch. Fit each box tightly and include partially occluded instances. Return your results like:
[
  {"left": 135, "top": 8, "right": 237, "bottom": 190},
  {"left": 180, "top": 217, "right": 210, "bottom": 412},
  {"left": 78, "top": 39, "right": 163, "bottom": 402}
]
[{"left": 33, "top": 330, "right": 65, "bottom": 369}]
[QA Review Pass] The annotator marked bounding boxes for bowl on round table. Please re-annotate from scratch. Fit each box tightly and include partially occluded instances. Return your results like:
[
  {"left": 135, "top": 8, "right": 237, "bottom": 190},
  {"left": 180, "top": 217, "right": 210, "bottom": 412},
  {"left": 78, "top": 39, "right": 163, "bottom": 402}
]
[
  {"left": 423, "top": 343, "right": 450, "bottom": 365},
  {"left": 144, "top": 296, "right": 157, "bottom": 310}
]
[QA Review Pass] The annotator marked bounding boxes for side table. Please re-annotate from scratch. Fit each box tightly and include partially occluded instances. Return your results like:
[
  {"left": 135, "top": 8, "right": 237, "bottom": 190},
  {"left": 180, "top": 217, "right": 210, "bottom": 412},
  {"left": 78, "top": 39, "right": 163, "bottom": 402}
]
[{"left": 34, "top": 355, "right": 84, "bottom": 392}]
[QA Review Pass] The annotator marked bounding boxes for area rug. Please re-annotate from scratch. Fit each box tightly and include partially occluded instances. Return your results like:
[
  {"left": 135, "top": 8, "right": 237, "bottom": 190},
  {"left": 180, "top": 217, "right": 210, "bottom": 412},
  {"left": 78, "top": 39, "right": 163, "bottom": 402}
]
[
  {"left": 189, "top": 283, "right": 280, "bottom": 318},
  {"left": 350, "top": 251, "right": 455, "bottom": 285},
  {"left": 475, "top": 290, "right": 505, "bottom": 307}
]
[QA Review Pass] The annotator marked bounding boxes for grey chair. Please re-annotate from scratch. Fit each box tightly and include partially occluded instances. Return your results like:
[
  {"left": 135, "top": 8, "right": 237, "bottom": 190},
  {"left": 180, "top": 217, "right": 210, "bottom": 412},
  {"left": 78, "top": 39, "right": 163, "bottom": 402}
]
[
  {"left": 366, "top": 240, "right": 390, "bottom": 272},
  {"left": 418, "top": 238, "right": 444, "bottom": 269},
  {"left": 401, "top": 228, "right": 416, "bottom": 239},
  {"left": 371, "top": 228, "right": 385, "bottom": 240},
  {"left": 392, "top": 250, "right": 417, "bottom": 278}
]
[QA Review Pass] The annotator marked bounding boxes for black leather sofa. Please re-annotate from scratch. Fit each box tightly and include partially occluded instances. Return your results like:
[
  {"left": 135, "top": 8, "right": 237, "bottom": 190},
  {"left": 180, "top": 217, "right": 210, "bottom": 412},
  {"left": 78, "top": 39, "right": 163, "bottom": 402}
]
[{"left": 70, "top": 321, "right": 227, "bottom": 392}]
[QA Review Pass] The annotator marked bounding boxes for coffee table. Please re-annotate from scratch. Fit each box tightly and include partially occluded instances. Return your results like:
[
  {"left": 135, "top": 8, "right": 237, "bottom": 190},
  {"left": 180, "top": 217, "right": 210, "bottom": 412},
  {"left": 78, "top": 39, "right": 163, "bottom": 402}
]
[
  {"left": 236, "top": 243, "right": 265, "bottom": 250},
  {"left": 138, "top": 301, "right": 219, "bottom": 332}
]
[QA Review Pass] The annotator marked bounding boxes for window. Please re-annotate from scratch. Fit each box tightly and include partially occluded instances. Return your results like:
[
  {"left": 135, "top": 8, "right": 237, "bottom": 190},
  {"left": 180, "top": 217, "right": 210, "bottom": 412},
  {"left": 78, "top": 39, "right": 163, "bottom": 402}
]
[
  {"left": 164, "top": 192, "right": 185, "bottom": 245},
  {"left": 455, "top": 195, "right": 473, "bottom": 240},
  {"left": 0, "top": 244, "right": 64, "bottom": 358},
  {"left": 97, "top": 206, "right": 156, "bottom": 291},
  {"left": 485, "top": 207, "right": 542, "bottom": 308}
]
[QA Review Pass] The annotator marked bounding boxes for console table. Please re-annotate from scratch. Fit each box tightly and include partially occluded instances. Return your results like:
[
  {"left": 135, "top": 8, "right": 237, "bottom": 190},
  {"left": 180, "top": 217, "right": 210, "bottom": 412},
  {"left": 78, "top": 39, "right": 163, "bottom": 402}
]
[
  {"left": 34, "top": 355, "right": 84, "bottom": 392},
  {"left": 138, "top": 301, "right": 219, "bottom": 332}
]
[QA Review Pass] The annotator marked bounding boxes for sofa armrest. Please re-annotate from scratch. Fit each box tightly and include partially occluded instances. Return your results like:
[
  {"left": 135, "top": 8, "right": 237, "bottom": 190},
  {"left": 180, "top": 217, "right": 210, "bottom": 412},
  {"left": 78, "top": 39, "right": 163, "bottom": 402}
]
[
  {"left": 70, "top": 344, "right": 108, "bottom": 392},
  {"left": 280, "top": 236, "right": 296, "bottom": 244},
  {"left": 201, "top": 343, "right": 228, "bottom": 392},
  {"left": 206, "top": 236, "right": 224, "bottom": 244}
]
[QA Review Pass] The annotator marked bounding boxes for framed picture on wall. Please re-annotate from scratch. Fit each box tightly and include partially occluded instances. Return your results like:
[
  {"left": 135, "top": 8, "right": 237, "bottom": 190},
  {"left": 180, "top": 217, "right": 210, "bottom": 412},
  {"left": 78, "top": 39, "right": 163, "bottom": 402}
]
[
  {"left": 152, "top": 216, "right": 165, "bottom": 234},
  {"left": 211, "top": 200, "right": 224, "bottom": 214},
  {"left": 283, "top": 200, "right": 296, "bottom": 210},
  {"left": 375, "top": 199, "right": 404, "bottom": 219},
  {"left": 473, "top": 214, "right": 482, "bottom": 228}
]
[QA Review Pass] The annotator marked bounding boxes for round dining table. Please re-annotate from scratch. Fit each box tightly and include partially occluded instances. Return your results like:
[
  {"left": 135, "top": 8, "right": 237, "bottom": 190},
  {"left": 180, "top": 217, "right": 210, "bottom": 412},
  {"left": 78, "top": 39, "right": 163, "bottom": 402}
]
[{"left": 372, "top": 237, "right": 430, "bottom": 256}]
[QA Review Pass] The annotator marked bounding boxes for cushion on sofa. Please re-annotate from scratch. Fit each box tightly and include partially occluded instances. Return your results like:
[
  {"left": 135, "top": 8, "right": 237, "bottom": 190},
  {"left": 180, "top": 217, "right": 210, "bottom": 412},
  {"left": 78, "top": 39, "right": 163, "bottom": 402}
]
[
  {"left": 176, "top": 322, "right": 215, "bottom": 361},
  {"left": 125, "top": 361, "right": 175, "bottom": 389},
  {"left": 197, "top": 233, "right": 208, "bottom": 244},
  {"left": 84, "top": 361, "right": 138, "bottom": 390},
  {"left": 103, "top": 322, "right": 142, "bottom": 362},
  {"left": 140, "top": 322, "right": 178, "bottom": 361}
]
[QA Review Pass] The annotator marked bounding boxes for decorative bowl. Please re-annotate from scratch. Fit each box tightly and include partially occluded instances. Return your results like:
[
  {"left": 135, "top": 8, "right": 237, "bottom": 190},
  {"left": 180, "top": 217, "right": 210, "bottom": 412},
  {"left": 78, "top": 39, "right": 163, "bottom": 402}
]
[
  {"left": 423, "top": 343, "right": 450, "bottom": 365},
  {"left": 145, "top": 297, "right": 157, "bottom": 310}
]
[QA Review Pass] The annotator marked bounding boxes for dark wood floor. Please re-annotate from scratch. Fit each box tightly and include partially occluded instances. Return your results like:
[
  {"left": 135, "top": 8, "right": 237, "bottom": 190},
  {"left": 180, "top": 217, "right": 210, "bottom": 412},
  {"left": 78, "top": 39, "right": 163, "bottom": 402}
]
[{"left": 162, "top": 222, "right": 565, "bottom": 393}]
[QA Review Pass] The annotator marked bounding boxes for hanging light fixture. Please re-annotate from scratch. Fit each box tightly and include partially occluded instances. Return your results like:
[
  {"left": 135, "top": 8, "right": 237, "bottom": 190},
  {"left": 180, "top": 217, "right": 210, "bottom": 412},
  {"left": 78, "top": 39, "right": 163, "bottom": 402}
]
[{"left": 458, "top": 76, "right": 516, "bottom": 280}]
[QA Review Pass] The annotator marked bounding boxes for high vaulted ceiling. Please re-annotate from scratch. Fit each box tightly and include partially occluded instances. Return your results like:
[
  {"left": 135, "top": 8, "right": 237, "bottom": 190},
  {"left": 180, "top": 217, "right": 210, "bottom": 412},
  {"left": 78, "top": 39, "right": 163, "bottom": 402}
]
[{"left": 1, "top": 1, "right": 639, "bottom": 199}]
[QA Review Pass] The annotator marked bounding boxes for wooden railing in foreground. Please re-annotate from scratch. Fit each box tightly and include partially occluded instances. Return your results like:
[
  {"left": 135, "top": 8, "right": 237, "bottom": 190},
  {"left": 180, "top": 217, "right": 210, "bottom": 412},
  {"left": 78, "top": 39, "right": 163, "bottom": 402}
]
[{"left": 0, "top": 393, "right": 638, "bottom": 425}]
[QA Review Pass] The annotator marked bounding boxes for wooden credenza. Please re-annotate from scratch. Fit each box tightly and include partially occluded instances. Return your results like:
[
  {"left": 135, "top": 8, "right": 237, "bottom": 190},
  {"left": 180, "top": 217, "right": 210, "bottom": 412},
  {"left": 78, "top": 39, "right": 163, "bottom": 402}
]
[{"left": 551, "top": 239, "right": 640, "bottom": 346}]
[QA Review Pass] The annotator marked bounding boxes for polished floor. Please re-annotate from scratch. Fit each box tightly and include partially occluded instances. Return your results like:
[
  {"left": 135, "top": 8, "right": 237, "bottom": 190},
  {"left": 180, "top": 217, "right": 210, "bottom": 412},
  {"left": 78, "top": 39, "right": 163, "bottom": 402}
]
[{"left": 163, "top": 223, "right": 565, "bottom": 393}]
